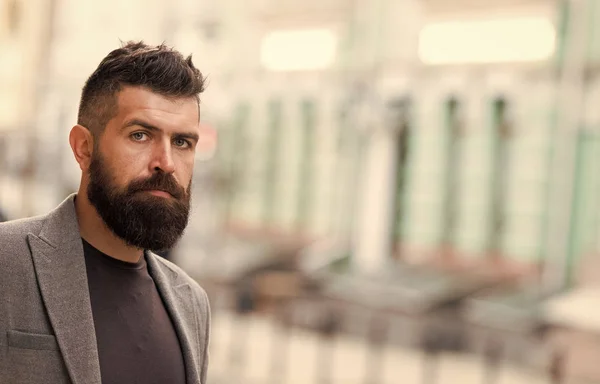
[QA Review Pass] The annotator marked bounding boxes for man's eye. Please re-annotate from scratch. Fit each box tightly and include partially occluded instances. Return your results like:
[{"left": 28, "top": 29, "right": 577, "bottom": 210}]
[
  {"left": 174, "top": 138, "right": 190, "bottom": 148},
  {"left": 131, "top": 132, "right": 147, "bottom": 141}
]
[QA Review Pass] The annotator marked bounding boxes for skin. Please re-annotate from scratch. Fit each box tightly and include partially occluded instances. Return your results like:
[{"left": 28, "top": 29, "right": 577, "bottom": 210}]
[{"left": 69, "top": 86, "right": 201, "bottom": 263}]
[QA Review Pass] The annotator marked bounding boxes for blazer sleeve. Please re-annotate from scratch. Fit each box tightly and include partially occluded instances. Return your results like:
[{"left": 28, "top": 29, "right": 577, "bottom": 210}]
[{"left": 195, "top": 285, "right": 211, "bottom": 384}]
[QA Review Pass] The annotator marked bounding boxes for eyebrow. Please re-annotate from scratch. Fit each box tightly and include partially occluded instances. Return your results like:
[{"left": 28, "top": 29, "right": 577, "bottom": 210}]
[{"left": 122, "top": 118, "right": 200, "bottom": 143}]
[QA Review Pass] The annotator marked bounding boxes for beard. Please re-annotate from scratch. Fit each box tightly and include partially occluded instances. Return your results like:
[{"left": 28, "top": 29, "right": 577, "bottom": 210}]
[{"left": 86, "top": 151, "right": 192, "bottom": 252}]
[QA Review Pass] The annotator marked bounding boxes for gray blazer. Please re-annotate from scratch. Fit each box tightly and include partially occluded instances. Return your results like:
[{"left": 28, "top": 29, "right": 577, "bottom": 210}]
[{"left": 0, "top": 195, "right": 210, "bottom": 384}]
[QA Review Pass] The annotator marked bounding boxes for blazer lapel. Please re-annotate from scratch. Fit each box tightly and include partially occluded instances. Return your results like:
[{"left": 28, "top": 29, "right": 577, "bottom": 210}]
[
  {"left": 147, "top": 253, "right": 201, "bottom": 384},
  {"left": 28, "top": 195, "right": 101, "bottom": 384}
]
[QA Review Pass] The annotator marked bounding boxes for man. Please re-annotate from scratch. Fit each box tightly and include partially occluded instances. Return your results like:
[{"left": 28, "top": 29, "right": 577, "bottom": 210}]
[{"left": 0, "top": 42, "right": 210, "bottom": 384}]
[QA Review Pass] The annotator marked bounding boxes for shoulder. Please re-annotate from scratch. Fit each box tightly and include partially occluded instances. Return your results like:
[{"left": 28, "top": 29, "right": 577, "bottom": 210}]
[
  {"left": 0, "top": 214, "right": 46, "bottom": 236},
  {"left": 0, "top": 215, "right": 46, "bottom": 252},
  {"left": 0, "top": 215, "right": 47, "bottom": 280},
  {"left": 152, "top": 255, "right": 210, "bottom": 311}
]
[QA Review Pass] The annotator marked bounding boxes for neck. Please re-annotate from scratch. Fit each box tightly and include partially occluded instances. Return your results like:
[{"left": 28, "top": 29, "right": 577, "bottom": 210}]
[{"left": 75, "top": 188, "right": 143, "bottom": 263}]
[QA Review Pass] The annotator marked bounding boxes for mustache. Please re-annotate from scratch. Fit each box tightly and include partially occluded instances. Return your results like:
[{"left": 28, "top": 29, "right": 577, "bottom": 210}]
[{"left": 126, "top": 172, "right": 186, "bottom": 200}]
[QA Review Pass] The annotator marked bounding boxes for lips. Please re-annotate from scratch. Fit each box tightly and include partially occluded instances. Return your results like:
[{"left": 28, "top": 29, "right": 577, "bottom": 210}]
[
  {"left": 135, "top": 187, "right": 182, "bottom": 199},
  {"left": 141, "top": 190, "right": 174, "bottom": 198}
]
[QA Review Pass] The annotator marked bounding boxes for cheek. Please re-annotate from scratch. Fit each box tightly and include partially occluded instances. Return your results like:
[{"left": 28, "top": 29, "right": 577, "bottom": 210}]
[
  {"left": 175, "top": 155, "right": 195, "bottom": 186},
  {"left": 105, "top": 148, "right": 150, "bottom": 186}
]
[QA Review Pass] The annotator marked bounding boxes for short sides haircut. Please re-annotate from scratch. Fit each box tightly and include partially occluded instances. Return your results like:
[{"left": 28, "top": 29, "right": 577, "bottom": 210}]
[{"left": 77, "top": 41, "right": 205, "bottom": 137}]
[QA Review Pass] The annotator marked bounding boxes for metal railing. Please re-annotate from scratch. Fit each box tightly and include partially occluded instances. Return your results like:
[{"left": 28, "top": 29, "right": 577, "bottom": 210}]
[{"left": 204, "top": 286, "right": 566, "bottom": 384}]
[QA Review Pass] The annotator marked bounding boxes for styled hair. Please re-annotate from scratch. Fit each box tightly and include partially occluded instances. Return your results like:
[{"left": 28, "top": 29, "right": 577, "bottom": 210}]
[{"left": 77, "top": 41, "right": 205, "bottom": 136}]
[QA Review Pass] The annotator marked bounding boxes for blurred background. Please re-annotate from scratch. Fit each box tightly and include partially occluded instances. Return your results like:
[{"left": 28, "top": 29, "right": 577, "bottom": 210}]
[{"left": 3, "top": 0, "right": 600, "bottom": 382}]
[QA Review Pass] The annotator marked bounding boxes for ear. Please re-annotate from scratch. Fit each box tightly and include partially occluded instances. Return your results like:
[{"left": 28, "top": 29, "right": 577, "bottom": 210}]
[{"left": 69, "top": 125, "right": 95, "bottom": 171}]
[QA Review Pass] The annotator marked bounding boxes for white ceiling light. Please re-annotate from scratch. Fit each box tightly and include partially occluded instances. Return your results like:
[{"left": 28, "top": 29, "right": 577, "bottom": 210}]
[
  {"left": 260, "top": 28, "right": 337, "bottom": 71},
  {"left": 419, "top": 17, "right": 556, "bottom": 65}
]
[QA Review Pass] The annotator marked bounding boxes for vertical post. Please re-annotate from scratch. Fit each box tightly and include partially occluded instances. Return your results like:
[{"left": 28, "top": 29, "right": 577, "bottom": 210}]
[
  {"left": 542, "top": 0, "right": 590, "bottom": 291},
  {"left": 270, "top": 298, "right": 291, "bottom": 384},
  {"left": 228, "top": 279, "right": 254, "bottom": 380},
  {"left": 549, "top": 347, "right": 566, "bottom": 384},
  {"left": 364, "top": 313, "right": 387, "bottom": 384},
  {"left": 226, "top": 102, "right": 250, "bottom": 225},
  {"left": 482, "top": 338, "right": 503, "bottom": 384},
  {"left": 388, "top": 97, "right": 412, "bottom": 258},
  {"left": 422, "top": 333, "right": 440, "bottom": 384},
  {"left": 316, "top": 306, "right": 340, "bottom": 384},
  {"left": 263, "top": 98, "right": 282, "bottom": 226},
  {"left": 487, "top": 98, "right": 511, "bottom": 258},
  {"left": 296, "top": 98, "right": 317, "bottom": 230},
  {"left": 440, "top": 97, "right": 462, "bottom": 252},
  {"left": 228, "top": 311, "right": 250, "bottom": 380}
]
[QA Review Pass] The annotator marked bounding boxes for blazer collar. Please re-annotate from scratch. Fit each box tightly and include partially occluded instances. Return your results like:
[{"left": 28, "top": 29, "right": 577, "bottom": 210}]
[
  {"left": 28, "top": 194, "right": 102, "bottom": 384},
  {"left": 147, "top": 253, "right": 201, "bottom": 384}
]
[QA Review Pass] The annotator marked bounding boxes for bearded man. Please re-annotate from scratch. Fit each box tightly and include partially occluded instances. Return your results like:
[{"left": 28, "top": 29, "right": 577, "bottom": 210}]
[{"left": 0, "top": 41, "right": 210, "bottom": 384}]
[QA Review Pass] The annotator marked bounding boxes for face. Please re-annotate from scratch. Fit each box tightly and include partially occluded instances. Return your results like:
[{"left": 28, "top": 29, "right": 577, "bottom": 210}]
[{"left": 86, "top": 86, "right": 200, "bottom": 251}]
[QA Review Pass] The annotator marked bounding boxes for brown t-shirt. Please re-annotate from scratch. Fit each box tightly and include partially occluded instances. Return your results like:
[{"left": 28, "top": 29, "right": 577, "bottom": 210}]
[{"left": 82, "top": 240, "right": 186, "bottom": 384}]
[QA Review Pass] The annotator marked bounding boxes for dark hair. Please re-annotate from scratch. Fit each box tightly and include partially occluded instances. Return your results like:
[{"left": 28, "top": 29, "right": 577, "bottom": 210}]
[{"left": 77, "top": 41, "right": 205, "bottom": 136}]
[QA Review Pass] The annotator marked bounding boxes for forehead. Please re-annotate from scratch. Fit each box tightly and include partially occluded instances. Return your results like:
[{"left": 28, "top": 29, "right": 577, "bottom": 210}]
[{"left": 112, "top": 86, "right": 200, "bottom": 131}]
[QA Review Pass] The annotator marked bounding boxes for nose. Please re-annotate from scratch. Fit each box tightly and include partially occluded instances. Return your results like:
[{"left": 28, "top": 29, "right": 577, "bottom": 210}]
[{"left": 149, "top": 140, "right": 175, "bottom": 174}]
